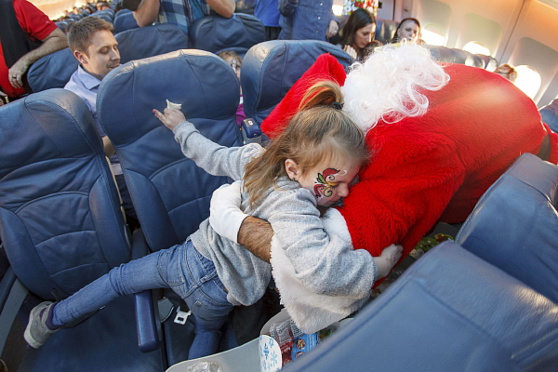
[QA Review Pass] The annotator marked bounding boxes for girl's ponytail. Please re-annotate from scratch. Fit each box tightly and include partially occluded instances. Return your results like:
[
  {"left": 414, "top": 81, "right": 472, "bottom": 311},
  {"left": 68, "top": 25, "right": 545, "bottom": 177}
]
[{"left": 298, "top": 80, "right": 344, "bottom": 112}]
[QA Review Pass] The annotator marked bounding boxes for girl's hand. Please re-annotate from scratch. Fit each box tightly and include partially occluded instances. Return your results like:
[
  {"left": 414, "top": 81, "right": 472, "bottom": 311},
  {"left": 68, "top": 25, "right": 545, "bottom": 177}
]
[{"left": 153, "top": 108, "right": 186, "bottom": 131}]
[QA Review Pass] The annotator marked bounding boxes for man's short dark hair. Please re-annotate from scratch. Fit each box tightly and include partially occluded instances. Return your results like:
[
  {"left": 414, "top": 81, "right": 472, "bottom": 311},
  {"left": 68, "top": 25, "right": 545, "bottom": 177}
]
[{"left": 68, "top": 16, "right": 114, "bottom": 52}]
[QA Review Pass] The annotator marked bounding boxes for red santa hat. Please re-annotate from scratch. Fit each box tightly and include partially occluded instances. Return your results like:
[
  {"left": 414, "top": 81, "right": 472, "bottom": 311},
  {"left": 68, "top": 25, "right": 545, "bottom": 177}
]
[{"left": 260, "top": 53, "right": 347, "bottom": 139}]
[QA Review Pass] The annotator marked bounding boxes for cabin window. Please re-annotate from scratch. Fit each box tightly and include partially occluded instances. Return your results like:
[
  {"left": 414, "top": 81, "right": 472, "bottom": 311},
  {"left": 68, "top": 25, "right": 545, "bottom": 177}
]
[
  {"left": 421, "top": 24, "right": 446, "bottom": 46},
  {"left": 463, "top": 42, "right": 491, "bottom": 56},
  {"left": 514, "top": 65, "right": 541, "bottom": 99}
]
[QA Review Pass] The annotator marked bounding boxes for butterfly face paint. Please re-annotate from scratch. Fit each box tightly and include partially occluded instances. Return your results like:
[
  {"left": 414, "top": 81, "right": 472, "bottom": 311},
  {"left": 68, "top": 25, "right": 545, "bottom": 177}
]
[{"left": 313, "top": 168, "right": 347, "bottom": 200}]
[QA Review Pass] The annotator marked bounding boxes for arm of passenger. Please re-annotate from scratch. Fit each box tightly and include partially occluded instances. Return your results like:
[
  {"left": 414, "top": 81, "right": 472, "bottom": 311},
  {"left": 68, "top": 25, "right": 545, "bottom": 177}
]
[
  {"left": 133, "top": 0, "right": 160, "bottom": 27},
  {"left": 8, "top": 28, "right": 67, "bottom": 89},
  {"left": 237, "top": 216, "right": 273, "bottom": 262},
  {"left": 206, "top": 0, "right": 235, "bottom": 18},
  {"left": 154, "top": 109, "right": 263, "bottom": 180},
  {"left": 339, "top": 132, "right": 465, "bottom": 259}
]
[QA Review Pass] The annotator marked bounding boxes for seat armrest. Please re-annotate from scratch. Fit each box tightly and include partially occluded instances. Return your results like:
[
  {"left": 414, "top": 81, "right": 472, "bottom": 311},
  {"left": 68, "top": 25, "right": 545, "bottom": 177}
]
[{"left": 131, "top": 228, "right": 160, "bottom": 352}]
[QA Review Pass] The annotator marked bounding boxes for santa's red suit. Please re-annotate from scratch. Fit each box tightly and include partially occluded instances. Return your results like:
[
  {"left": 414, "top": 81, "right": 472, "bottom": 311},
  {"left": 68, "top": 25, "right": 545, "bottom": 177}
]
[{"left": 262, "top": 46, "right": 558, "bottom": 260}]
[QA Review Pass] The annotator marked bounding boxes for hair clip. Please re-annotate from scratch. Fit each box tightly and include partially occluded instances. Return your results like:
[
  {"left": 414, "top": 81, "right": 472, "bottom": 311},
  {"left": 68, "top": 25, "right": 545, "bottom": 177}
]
[{"left": 332, "top": 101, "right": 343, "bottom": 110}]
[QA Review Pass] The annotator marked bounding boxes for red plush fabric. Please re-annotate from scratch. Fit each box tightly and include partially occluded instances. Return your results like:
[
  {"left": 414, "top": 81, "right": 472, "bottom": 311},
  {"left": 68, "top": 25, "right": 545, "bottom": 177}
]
[
  {"left": 263, "top": 56, "right": 558, "bottom": 261},
  {"left": 260, "top": 53, "right": 346, "bottom": 138}
]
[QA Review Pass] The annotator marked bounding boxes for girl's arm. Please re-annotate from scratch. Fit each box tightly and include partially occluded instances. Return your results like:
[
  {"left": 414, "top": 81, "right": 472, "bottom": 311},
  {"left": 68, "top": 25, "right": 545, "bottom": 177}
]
[{"left": 154, "top": 108, "right": 263, "bottom": 180}]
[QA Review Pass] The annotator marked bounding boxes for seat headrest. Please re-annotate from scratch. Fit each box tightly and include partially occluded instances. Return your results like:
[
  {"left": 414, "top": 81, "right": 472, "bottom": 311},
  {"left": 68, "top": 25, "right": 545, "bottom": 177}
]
[
  {"left": 0, "top": 89, "right": 101, "bottom": 175},
  {"left": 189, "top": 13, "right": 265, "bottom": 55},
  {"left": 286, "top": 241, "right": 558, "bottom": 371},
  {"left": 425, "top": 45, "right": 496, "bottom": 69},
  {"left": 116, "top": 23, "right": 189, "bottom": 62},
  {"left": 27, "top": 48, "right": 79, "bottom": 92},
  {"left": 113, "top": 8, "right": 139, "bottom": 34},
  {"left": 456, "top": 153, "right": 558, "bottom": 303},
  {"left": 241, "top": 40, "right": 353, "bottom": 125}
]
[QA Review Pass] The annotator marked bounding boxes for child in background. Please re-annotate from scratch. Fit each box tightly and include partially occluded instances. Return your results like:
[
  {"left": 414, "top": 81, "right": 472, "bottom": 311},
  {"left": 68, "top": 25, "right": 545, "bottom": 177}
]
[
  {"left": 24, "top": 80, "right": 402, "bottom": 359},
  {"left": 218, "top": 50, "right": 246, "bottom": 126}
]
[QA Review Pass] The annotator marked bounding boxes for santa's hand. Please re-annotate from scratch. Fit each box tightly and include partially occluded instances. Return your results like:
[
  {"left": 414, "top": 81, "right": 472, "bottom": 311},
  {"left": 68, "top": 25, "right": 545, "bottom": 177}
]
[
  {"left": 209, "top": 181, "right": 247, "bottom": 244},
  {"left": 374, "top": 244, "right": 403, "bottom": 280}
]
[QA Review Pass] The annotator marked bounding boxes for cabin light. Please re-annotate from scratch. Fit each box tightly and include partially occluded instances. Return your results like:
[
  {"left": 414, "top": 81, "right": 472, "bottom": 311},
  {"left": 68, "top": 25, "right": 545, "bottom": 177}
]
[
  {"left": 421, "top": 30, "right": 446, "bottom": 46},
  {"left": 514, "top": 65, "right": 541, "bottom": 99},
  {"left": 463, "top": 42, "right": 491, "bottom": 56},
  {"left": 332, "top": 5, "right": 343, "bottom": 16}
]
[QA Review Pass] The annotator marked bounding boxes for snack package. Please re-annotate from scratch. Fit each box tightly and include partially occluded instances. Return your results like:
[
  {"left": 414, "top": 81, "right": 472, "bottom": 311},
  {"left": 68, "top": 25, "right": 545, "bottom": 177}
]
[{"left": 166, "top": 99, "right": 182, "bottom": 110}]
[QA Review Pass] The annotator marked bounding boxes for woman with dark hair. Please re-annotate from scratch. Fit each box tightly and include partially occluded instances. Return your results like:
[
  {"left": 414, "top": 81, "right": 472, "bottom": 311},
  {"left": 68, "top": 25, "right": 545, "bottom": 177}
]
[
  {"left": 390, "top": 17, "right": 424, "bottom": 44},
  {"left": 338, "top": 8, "right": 382, "bottom": 61}
]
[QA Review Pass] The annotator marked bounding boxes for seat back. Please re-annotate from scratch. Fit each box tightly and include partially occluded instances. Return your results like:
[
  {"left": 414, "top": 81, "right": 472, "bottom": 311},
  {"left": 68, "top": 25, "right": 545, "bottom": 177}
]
[
  {"left": 27, "top": 48, "right": 78, "bottom": 92},
  {"left": 189, "top": 13, "right": 265, "bottom": 57},
  {"left": 97, "top": 49, "right": 242, "bottom": 251},
  {"left": 285, "top": 241, "right": 558, "bottom": 371},
  {"left": 115, "top": 23, "right": 189, "bottom": 62},
  {"left": 456, "top": 153, "right": 558, "bottom": 303},
  {"left": 113, "top": 8, "right": 139, "bottom": 34},
  {"left": 241, "top": 40, "right": 354, "bottom": 126},
  {"left": 0, "top": 89, "right": 131, "bottom": 300},
  {"left": 375, "top": 18, "right": 398, "bottom": 44}
]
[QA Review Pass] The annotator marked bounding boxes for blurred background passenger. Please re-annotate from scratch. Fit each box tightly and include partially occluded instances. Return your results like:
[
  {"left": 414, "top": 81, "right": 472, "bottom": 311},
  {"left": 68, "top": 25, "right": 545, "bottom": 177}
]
[
  {"left": 494, "top": 63, "right": 518, "bottom": 82},
  {"left": 338, "top": 8, "right": 381, "bottom": 61},
  {"left": 217, "top": 50, "right": 245, "bottom": 126},
  {"left": 278, "top": 0, "right": 339, "bottom": 41},
  {"left": 390, "top": 17, "right": 424, "bottom": 44}
]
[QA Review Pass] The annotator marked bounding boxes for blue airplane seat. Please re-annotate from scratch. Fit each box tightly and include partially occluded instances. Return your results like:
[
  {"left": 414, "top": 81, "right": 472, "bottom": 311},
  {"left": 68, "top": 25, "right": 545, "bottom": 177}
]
[
  {"left": 375, "top": 18, "right": 398, "bottom": 44},
  {"left": 27, "top": 23, "right": 187, "bottom": 93},
  {"left": 189, "top": 13, "right": 265, "bottom": 57},
  {"left": 285, "top": 241, "right": 558, "bottom": 371},
  {"left": 540, "top": 97, "right": 558, "bottom": 133},
  {"left": 97, "top": 49, "right": 243, "bottom": 363},
  {"left": 241, "top": 40, "right": 353, "bottom": 127},
  {"left": 113, "top": 8, "right": 139, "bottom": 34},
  {"left": 26, "top": 47, "right": 78, "bottom": 92},
  {"left": 0, "top": 89, "right": 164, "bottom": 370},
  {"left": 115, "top": 23, "right": 189, "bottom": 62},
  {"left": 456, "top": 153, "right": 558, "bottom": 303},
  {"left": 93, "top": 10, "right": 114, "bottom": 23}
]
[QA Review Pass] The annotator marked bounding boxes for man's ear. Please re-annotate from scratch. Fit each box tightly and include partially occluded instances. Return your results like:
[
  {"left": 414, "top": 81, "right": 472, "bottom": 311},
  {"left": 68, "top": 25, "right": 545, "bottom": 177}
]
[
  {"left": 285, "top": 159, "right": 301, "bottom": 181},
  {"left": 74, "top": 50, "right": 87, "bottom": 65}
]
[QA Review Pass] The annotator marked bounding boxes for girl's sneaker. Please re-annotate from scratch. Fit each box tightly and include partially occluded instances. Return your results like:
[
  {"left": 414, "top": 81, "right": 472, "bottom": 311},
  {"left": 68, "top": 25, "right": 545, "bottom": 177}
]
[{"left": 24, "top": 301, "right": 59, "bottom": 349}]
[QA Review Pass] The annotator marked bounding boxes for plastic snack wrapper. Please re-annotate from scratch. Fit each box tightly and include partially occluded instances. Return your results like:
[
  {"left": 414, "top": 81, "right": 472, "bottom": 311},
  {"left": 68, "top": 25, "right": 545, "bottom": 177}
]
[{"left": 166, "top": 99, "right": 182, "bottom": 110}]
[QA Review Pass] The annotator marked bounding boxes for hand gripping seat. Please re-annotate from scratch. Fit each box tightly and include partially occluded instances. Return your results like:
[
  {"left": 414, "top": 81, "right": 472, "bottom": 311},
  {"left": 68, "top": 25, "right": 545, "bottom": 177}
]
[
  {"left": 188, "top": 13, "right": 265, "bottom": 57},
  {"left": 0, "top": 89, "right": 164, "bottom": 371},
  {"left": 241, "top": 40, "right": 353, "bottom": 126},
  {"left": 456, "top": 153, "right": 558, "bottom": 303},
  {"left": 97, "top": 50, "right": 242, "bottom": 363},
  {"left": 284, "top": 241, "right": 558, "bottom": 371}
]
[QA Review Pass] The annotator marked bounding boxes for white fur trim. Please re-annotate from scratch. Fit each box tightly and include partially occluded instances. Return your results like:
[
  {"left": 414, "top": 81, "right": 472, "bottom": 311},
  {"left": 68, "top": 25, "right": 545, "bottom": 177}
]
[{"left": 270, "top": 210, "right": 369, "bottom": 334}]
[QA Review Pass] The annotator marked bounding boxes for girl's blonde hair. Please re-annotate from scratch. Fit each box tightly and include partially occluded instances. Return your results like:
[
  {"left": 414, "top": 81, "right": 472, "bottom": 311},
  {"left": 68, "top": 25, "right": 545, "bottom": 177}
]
[{"left": 244, "top": 80, "right": 369, "bottom": 208}]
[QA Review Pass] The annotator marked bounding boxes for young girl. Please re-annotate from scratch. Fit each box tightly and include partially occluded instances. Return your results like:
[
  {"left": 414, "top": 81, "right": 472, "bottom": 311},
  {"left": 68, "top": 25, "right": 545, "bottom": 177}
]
[{"left": 24, "top": 81, "right": 401, "bottom": 359}]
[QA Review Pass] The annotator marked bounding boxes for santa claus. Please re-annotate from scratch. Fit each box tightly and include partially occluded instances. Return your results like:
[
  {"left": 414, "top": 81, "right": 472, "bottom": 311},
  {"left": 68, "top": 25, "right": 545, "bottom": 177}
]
[{"left": 210, "top": 44, "right": 557, "bottom": 331}]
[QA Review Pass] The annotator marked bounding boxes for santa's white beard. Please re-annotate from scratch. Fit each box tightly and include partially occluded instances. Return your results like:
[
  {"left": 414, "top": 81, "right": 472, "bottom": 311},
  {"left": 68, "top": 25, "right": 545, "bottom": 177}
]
[{"left": 342, "top": 43, "right": 450, "bottom": 132}]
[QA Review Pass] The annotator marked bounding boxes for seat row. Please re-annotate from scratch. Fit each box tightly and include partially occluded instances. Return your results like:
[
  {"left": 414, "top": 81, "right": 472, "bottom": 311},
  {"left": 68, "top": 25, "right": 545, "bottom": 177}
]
[{"left": 1, "top": 40, "right": 557, "bottom": 370}]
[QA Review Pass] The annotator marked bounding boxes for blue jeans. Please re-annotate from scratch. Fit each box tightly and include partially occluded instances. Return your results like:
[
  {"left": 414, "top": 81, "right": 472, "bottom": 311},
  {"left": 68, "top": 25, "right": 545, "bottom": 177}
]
[{"left": 52, "top": 239, "right": 233, "bottom": 359}]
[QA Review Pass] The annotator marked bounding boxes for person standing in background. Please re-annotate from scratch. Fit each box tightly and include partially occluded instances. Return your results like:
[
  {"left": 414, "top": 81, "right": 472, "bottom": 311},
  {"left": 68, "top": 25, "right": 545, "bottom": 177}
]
[
  {"left": 0, "top": 0, "right": 67, "bottom": 104},
  {"left": 278, "top": 0, "right": 339, "bottom": 41},
  {"left": 254, "top": 0, "right": 281, "bottom": 41}
]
